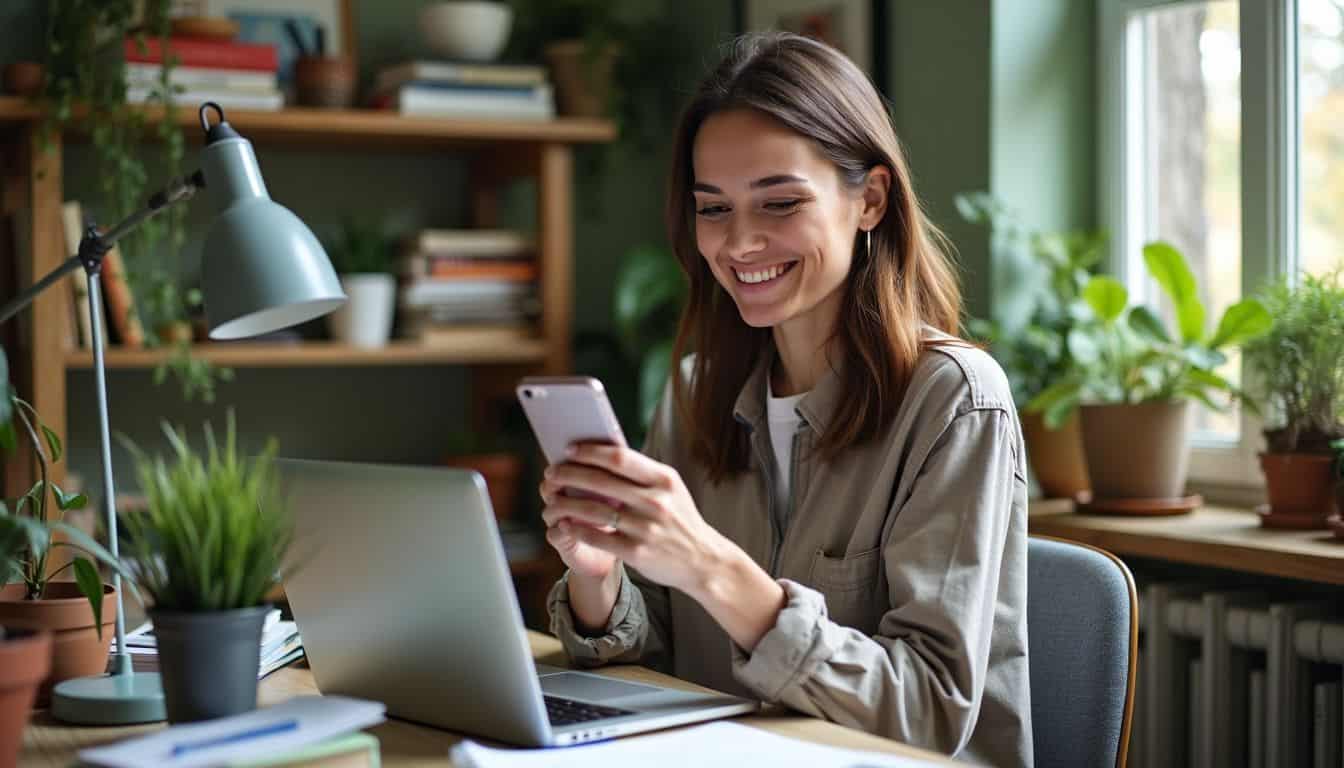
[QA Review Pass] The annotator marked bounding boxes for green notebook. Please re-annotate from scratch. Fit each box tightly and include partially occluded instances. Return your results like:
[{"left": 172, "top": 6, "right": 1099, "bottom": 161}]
[{"left": 227, "top": 731, "right": 380, "bottom": 768}]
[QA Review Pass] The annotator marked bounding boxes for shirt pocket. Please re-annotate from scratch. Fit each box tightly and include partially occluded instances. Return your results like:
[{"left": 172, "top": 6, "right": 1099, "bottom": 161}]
[{"left": 807, "top": 547, "right": 885, "bottom": 635}]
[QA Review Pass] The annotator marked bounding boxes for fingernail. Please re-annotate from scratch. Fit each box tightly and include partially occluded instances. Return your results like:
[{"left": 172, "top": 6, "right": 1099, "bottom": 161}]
[
  {"left": 566, "top": 444, "right": 578, "bottom": 458},
  {"left": 544, "top": 466, "right": 554, "bottom": 479}
]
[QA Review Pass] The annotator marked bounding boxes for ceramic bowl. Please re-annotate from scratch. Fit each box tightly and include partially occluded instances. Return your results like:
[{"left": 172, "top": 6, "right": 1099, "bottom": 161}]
[{"left": 419, "top": 1, "right": 513, "bottom": 62}]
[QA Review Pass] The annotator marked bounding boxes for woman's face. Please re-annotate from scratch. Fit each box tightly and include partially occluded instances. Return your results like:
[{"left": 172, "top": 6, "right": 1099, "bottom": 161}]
[{"left": 691, "top": 108, "right": 875, "bottom": 331}]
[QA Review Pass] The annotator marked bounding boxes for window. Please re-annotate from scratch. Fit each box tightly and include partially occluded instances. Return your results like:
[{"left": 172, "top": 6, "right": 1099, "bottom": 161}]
[{"left": 1300, "top": 0, "right": 1344, "bottom": 278}]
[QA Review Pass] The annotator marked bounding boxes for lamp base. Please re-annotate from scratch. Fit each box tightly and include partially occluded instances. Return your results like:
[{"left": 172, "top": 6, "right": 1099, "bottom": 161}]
[{"left": 50, "top": 671, "right": 166, "bottom": 725}]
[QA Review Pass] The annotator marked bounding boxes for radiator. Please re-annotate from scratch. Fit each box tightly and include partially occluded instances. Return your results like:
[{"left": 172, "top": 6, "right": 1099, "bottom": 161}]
[{"left": 1126, "top": 584, "right": 1341, "bottom": 768}]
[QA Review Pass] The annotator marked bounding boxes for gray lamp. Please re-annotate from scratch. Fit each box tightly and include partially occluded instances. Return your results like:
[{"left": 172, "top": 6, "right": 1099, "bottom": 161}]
[{"left": 0, "top": 103, "right": 345, "bottom": 724}]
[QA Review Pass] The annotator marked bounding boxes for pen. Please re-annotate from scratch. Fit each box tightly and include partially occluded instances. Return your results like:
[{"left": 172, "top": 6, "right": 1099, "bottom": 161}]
[
  {"left": 169, "top": 718, "right": 300, "bottom": 757},
  {"left": 283, "top": 19, "right": 309, "bottom": 57}
]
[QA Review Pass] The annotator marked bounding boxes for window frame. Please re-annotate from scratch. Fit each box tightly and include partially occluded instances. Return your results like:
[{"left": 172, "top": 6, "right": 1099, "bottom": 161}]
[{"left": 1098, "top": 0, "right": 1299, "bottom": 491}]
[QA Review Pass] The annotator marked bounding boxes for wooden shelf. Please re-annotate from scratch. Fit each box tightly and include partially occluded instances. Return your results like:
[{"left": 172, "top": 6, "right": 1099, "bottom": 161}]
[
  {"left": 64, "top": 340, "right": 550, "bottom": 369},
  {"left": 0, "top": 96, "right": 617, "bottom": 148},
  {"left": 1029, "top": 499, "right": 1344, "bottom": 586}
]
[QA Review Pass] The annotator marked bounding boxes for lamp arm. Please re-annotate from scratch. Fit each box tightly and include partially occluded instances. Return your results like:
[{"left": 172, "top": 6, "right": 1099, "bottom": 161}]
[{"left": 0, "top": 170, "right": 206, "bottom": 326}]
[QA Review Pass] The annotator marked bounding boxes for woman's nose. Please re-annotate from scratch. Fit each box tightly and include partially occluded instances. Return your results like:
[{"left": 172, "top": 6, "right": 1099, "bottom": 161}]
[{"left": 722, "top": 219, "right": 766, "bottom": 262}]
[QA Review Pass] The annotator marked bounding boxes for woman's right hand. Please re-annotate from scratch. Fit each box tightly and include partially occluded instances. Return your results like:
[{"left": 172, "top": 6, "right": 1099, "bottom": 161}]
[{"left": 544, "top": 514, "right": 618, "bottom": 580}]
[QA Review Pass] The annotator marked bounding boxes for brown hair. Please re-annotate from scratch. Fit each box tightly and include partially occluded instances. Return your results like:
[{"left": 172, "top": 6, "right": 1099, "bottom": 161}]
[{"left": 665, "top": 32, "right": 963, "bottom": 481}]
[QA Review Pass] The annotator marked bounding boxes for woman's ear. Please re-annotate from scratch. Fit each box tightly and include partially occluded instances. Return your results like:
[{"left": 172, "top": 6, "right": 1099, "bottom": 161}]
[{"left": 859, "top": 165, "right": 892, "bottom": 231}]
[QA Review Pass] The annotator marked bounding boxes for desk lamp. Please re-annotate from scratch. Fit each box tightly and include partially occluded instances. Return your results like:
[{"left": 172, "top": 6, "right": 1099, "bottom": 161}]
[{"left": 0, "top": 103, "right": 345, "bottom": 724}]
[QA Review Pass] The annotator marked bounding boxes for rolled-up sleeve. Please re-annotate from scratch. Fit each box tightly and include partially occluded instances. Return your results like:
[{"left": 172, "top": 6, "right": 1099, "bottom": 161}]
[
  {"left": 731, "top": 407, "right": 1021, "bottom": 755},
  {"left": 547, "top": 565, "right": 672, "bottom": 670}
]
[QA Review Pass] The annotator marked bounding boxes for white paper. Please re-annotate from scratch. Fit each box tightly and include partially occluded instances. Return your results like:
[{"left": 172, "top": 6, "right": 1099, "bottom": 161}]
[
  {"left": 450, "top": 721, "right": 947, "bottom": 768},
  {"left": 78, "top": 695, "right": 385, "bottom": 768}
]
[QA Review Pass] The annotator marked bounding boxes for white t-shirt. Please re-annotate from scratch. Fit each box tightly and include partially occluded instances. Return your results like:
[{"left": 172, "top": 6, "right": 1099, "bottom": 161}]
[{"left": 766, "top": 378, "right": 807, "bottom": 504}]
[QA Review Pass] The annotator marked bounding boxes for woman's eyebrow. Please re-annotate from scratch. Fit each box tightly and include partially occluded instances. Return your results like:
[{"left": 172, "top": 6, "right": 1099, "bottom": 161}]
[{"left": 691, "top": 174, "right": 809, "bottom": 194}]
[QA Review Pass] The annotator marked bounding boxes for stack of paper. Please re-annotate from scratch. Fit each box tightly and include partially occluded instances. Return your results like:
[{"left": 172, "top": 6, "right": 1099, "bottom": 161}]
[
  {"left": 113, "top": 608, "right": 304, "bottom": 679},
  {"left": 450, "top": 721, "right": 947, "bottom": 768},
  {"left": 79, "top": 695, "right": 385, "bottom": 768}
]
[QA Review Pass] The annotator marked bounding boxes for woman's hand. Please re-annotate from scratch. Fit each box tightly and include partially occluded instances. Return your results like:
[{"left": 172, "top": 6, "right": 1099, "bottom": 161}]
[{"left": 540, "top": 444, "right": 729, "bottom": 595}]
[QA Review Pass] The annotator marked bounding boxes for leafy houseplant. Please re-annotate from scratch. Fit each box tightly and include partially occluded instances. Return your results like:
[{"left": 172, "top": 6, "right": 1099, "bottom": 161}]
[
  {"left": 614, "top": 245, "right": 686, "bottom": 435},
  {"left": 1028, "top": 242, "right": 1272, "bottom": 503},
  {"left": 0, "top": 347, "right": 129, "bottom": 705},
  {"left": 325, "top": 218, "right": 396, "bottom": 349},
  {"left": 118, "top": 415, "right": 294, "bottom": 722},
  {"left": 956, "top": 192, "right": 1106, "bottom": 499},
  {"left": 1241, "top": 272, "right": 1344, "bottom": 523}
]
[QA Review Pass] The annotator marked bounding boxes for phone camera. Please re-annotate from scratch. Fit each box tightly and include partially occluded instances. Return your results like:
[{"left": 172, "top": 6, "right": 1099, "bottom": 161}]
[{"left": 523, "top": 389, "right": 533, "bottom": 399}]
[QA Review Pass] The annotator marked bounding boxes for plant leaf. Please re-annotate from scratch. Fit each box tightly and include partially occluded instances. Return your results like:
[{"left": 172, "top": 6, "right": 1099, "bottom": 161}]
[
  {"left": 41, "top": 425, "right": 62, "bottom": 463},
  {"left": 638, "top": 339, "right": 674, "bottom": 431},
  {"left": 613, "top": 246, "right": 684, "bottom": 345},
  {"left": 1066, "top": 327, "right": 1101, "bottom": 366},
  {"left": 1209, "top": 298, "right": 1272, "bottom": 350},
  {"left": 0, "top": 347, "right": 11, "bottom": 428},
  {"left": 1127, "top": 306, "right": 1171, "bottom": 344},
  {"left": 71, "top": 557, "right": 105, "bottom": 640},
  {"left": 1084, "top": 276, "right": 1128, "bottom": 324},
  {"left": 1143, "top": 241, "right": 1205, "bottom": 343},
  {"left": 50, "top": 483, "right": 87, "bottom": 511}
]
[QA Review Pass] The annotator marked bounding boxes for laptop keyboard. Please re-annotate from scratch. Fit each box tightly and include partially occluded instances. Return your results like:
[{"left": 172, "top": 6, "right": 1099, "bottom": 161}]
[{"left": 544, "top": 695, "right": 634, "bottom": 725}]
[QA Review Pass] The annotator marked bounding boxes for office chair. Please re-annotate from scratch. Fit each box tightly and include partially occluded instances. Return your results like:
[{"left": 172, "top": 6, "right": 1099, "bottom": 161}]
[{"left": 1028, "top": 535, "right": 1138, "bottom": 768}]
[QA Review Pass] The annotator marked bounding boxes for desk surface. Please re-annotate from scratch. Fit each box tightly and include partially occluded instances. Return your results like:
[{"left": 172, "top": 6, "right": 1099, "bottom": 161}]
[
  {"left": 1028, "top": 499, "right": 1344, "bottom": 585},
  {"left": 22, "top": 631, "right": 955, "bottom": 767}
]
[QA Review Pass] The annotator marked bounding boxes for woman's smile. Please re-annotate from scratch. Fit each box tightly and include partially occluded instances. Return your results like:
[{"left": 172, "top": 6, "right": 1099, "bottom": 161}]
[{"left": 732, "top": 260, "right": 798, "bottom": 291}]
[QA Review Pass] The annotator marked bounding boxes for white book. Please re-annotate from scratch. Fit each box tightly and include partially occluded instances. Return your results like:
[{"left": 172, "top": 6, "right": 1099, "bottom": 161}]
[
  {"left": 125, "top": 63, "right": 278, "bottom": 93},
  {"left": 408, "top": 229, "right": 534, "bottom": 256},
  {"left": 400, "top": 281, "right": 535, "bottom": 308},
  {"left": 127, "top": 86, "right": 284, "bottom": 112},
  {"left": 393, "top": 84, "right": 554, "bottom": 121},
  {"left": 376, "top": 60, "right": 547, "bottom": 92}
]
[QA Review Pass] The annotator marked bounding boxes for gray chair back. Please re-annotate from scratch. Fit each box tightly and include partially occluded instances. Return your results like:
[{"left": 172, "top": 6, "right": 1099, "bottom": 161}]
[{"left": 1028, "top": 535, "right": 1137, "bottom": 768}]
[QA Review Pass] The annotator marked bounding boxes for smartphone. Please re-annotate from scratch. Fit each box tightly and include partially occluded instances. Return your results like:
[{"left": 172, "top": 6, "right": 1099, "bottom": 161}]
[{"left": 516, "top": 376, "right": 628, "bottom": 465}]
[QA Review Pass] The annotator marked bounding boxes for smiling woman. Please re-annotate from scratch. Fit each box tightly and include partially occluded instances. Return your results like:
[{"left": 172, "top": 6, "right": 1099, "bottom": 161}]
[{"left": 542, "top": 32, "right": 1032, "bottom": 767}]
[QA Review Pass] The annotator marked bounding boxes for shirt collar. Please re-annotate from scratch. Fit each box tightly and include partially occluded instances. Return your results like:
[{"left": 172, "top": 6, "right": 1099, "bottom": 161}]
[{"left": 732, "top": 342, "right": 844, "bottom": 435}]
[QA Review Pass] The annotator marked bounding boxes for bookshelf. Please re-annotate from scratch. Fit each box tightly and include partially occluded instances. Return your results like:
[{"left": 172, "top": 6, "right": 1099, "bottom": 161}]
[{"left": 1, "top": 98, "right": 612, "bottom": 612}]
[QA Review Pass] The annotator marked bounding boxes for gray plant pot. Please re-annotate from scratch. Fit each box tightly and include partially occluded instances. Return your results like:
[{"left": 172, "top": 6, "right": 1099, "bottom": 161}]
[{"left": 151, "top": 605, "right": 270, "bottom": 723}]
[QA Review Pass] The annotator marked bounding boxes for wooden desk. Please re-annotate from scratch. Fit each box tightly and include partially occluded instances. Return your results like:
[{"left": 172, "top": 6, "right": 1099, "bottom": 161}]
[
  {"left": 22, "top": 631, "right": 957, "bottom": 767},
  {"left": 1029, "top": 499, "right": 1344, "bottom": 585}
]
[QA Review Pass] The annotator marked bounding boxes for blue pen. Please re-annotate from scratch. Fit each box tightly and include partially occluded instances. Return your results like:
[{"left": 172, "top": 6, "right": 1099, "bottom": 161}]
[{"left": 169, "top": 718, "right": 300, "bottom": 757}]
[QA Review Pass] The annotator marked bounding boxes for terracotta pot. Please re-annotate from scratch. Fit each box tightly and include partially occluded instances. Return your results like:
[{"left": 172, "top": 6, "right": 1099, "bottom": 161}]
[
  {"left": 1260, "top": 453, "right": 1337, "bottom": 521},
  {"left": 442, "top": 452, "right": 521, "bottom": 522},
  {"left": 2, "top": 61, "right": 43, "bottom": 97},
  {"left": 0, "top": 583, "right": 116, "bottom": 707},
  {"left": 1020, "top": 409, "right": 1090, "bottom": 500},
  {"left": 1080, "top": 401, "right": 1191, "bottom": 500},
  {"left": 544, "top": 40, "right": 618, "bottom": 117},
  {"left": 294, "top": 56, "right": 356, "bottom": 109},
  {"left": 156, "top": 321, "right": 193, "bottom": 345},
  {"left": 0, "top": 629, "right": 50, "bottom": 765}
]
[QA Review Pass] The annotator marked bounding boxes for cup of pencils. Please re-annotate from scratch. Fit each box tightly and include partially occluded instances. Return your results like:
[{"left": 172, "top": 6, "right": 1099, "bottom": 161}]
[{"left": 287, "top": 20, "right": 354, "bottom": 109}]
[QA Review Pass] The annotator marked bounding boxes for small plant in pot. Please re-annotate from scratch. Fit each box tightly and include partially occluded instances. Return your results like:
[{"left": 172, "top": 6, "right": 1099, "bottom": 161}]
[
  {"left": 325, "top": 217, "right": 396, "bottom": 349},
  {"left": 956, "top": 192, "right": 1106, "bottom": 500},
  {"left": 0, "top": 518, "right": 51, "bottom": 766},
  {"left": 0, "top": 347, "right": 130, "bottom": 706},
  {"left": 1241, "top": 272, "right": 1344, "bottom": 527},
  {"left": 118, "top": 414, "right": 295, "bottom": 723},
  {"left": 1028, "top": 242, "right": 1271, "bottom": 511}
]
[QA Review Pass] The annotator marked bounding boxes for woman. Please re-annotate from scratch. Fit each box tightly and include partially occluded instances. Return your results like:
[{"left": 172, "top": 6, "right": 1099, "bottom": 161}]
[{"left": 540, "top": 32, "right": 1031, "bottom": 767}]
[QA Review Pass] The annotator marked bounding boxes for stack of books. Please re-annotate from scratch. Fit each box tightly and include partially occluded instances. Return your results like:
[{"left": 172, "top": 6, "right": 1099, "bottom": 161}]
[
  {"left": 124, "top": 36, "right": 283, "bottom": 111},
  {"left": 59, "top": 200, "right": 143, "bottom": 350},
  {"left": 370, "top": 60, "right": 554, "bottom": 120},
  {"left": 398, "top": 228, "right": 540, "bottom": 346},
  {"left": 114, "top": 608, "right": 304, "bottom": 679}
]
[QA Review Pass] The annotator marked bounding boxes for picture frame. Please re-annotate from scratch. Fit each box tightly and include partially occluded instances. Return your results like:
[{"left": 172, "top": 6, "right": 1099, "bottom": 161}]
[
  {"left": 195, "top": 0, "right": 356, "bottom": 86},
  {"left": 733, "top": 0, "right": 888, "bottom": 95}
]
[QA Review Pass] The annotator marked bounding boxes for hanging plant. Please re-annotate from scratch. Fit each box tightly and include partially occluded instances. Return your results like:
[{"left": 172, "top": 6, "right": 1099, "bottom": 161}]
[{"left": 40, "top": 0, "right": 231, "bottom": 402}]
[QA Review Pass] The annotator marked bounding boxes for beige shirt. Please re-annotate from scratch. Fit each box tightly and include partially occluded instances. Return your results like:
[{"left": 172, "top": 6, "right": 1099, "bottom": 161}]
[{"left": 548, "top": 336, "right": 1033, "bottom": 767}]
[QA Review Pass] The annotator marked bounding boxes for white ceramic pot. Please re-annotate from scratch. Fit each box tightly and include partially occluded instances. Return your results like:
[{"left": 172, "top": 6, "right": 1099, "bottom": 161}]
[
  {"left": 328, "top": 274, "right": 395, "bottom": 348},
  {"left": 419, "top": 2, "right": 513, "bottom": 62}
]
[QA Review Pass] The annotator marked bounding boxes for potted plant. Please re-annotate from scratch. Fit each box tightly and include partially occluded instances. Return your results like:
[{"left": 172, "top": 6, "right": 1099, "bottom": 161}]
[
  {"left": 1241, "top": 272, "right": 1344, "bottom": 527},
  {"left": 0, "top": 347, "right": 128, "bottom": 706},
  {"left": 117, "top": 414, "right": 295, "bottom": 723},
  {"left": 508, "top": 0, "right": 622, "bottom": 117},
  {"left": 325, "top": 217, "right": 396, "bottom": 349},
  {"left": 0, "top": 503, "right": 51, "bottom": 767},
  {"left": 956, "top": 192, "right": 1105, "bottom": 500},
  {"left": 613, "top": 245, "right": 686, "bottom": 434},
  {"left": 1029, "top": 242, "right": 1272, "bottom": 508}
]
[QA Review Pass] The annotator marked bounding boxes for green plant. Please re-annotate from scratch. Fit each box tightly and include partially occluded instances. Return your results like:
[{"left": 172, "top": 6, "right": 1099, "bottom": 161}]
[
  {"left": 955, "top": 192, "right": 1106, "bottom": 409},
  {"left": 1242, "top": 271, "right": 1344, "bottom": 453},
  {"left": 1028, "top": 242, "right": 1273, "bottom": 428},
  {"left": 326, "top": 217, "right": 395, "bottom": 275},
  {"left": 117, "top": 414, "right": 293, "bottom": 612},
  {"left": 1332, "top": 438, "right": 1344, "bottom": 483},
  {"left": 613, "top": 245, "right": 686, "bottom": 432},
  {"left": 0, "top": 347, "right": 131, "bottom": 637}
]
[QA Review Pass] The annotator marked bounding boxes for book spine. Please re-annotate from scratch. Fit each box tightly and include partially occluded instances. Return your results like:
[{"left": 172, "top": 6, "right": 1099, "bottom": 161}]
[
  {"left": 126, "top": 87, "right": 284, "bottom": 112},
  {"left": 60, "top": 202, "right": 92, "bottom": 349},
  {"left": 376, "top": 62, "right": 547, "bottom": 92},
  {"left": 410, "top": 231, "right": 534, "bottom": 255},
  {"left": 403, "top": 258, "right": 538, "bottom": 282},
  {"left": 123, "top": 36, "right": 279, "bottom": 72},
  {"left": 125, "top": 63, "right": 278, "bottom": 92},
  {"left": 100, "top": 246, "right": 145, "bottom": 348}
]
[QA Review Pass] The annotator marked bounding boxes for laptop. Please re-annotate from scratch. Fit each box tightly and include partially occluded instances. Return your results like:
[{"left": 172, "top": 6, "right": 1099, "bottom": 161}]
[{"left": 276, "top": 458, "right": 759, "bottom": 747}]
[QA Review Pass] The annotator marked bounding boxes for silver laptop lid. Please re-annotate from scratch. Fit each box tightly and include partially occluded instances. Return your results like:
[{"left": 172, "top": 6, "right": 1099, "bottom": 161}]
[{"left": 276, "top": 459, "right": 553, "bottom": 745}]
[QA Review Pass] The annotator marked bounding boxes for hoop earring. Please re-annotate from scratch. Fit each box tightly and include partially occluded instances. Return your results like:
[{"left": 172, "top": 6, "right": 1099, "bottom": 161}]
[{"left": 866, "top": 229, "right": 872, "bottom": 258}]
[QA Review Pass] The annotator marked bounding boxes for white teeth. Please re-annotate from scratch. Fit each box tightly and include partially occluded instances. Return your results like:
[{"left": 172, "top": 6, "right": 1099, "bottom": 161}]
[{"left": 735, "top": 263, "right": 789, "bottom": 284}]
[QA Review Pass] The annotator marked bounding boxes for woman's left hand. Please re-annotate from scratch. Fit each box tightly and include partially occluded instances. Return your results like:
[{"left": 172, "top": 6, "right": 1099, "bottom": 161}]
[{"left": 539, "top": 444, "right": 729, "bottom": 595}]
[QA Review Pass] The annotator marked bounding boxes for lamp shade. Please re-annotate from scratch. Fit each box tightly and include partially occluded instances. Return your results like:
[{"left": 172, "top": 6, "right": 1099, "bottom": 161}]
[{"left": 198, "top": 115, "right": 345, "bottom": 340}]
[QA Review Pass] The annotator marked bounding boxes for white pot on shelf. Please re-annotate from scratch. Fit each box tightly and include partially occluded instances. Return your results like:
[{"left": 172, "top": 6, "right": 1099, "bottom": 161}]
[{"left": 327, "top": 274, "right": 395, "bottom": 348}]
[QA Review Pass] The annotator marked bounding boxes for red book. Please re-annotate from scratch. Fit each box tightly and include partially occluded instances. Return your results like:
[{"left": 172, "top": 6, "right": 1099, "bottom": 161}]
[{"left": 124, "top": 37, "right": 278, "bottom": 73}]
